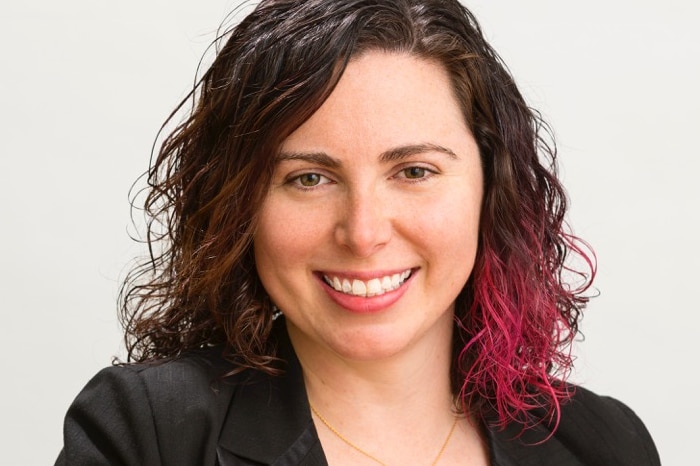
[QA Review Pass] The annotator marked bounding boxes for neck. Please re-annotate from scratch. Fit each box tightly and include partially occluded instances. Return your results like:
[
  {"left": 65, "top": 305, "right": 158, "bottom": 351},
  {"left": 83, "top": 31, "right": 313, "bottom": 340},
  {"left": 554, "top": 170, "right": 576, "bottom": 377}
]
[
  {"left": 286, "top": 316, "right": 491, "bottom": 465},
  {"left": 287, "top": 315, "right": 456, "bottom": 435},
  {"left": 285, "top": 316, "right": 491, "bottom": 465}
]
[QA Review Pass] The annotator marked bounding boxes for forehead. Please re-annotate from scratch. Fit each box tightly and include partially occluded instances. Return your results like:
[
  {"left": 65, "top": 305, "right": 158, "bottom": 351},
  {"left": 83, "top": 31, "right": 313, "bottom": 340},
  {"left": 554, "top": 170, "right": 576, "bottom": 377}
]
[{"left": 280, "top": 51, "right": 469, "bottom": 155}]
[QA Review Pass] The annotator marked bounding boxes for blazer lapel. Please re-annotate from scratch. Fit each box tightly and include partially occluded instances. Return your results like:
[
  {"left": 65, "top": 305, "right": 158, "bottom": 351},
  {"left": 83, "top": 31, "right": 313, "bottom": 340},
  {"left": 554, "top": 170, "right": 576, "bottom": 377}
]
[
  {"left": 486, "top": 417, "right": 584, "bottom": 466},
  {"left": 216, "top": 328, "right": 328, "bottom": 465}
]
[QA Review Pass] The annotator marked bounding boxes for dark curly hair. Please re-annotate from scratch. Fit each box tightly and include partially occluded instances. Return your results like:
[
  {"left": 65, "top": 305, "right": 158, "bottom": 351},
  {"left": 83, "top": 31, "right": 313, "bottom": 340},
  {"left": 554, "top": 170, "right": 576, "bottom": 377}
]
[{"left": 120, "top": 0, "right": 595, "bottom": 431}]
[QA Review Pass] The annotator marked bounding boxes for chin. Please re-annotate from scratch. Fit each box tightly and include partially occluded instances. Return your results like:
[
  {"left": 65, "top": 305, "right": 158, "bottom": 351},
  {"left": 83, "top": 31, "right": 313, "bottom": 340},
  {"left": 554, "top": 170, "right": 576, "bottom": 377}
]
[{"left": 325, "top": 329, "right": 418, "bottom": 362}]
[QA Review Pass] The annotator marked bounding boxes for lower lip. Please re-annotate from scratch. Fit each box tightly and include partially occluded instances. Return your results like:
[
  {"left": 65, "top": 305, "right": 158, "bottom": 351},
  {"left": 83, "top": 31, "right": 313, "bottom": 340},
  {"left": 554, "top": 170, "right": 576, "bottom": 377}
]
[{"left": 317, "top": 272, "right": 414, "bottom": 314}]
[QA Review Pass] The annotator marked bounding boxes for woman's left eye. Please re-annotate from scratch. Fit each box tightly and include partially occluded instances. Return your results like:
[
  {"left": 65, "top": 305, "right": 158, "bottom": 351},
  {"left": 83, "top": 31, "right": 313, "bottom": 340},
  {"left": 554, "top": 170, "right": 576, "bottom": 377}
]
[
  {"left": 397, "top": 166, "right": 433, "bottom": 180},
  {"left": 403, "top": 167, "right": 426, "bottom": 179}
]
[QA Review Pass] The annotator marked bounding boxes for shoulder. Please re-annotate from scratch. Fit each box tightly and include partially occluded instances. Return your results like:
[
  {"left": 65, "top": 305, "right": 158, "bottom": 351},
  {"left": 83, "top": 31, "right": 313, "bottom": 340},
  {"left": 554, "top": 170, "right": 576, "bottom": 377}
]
[
  {"left": 556, "top": 385, "right": 660, "bottom": 463},
  {"left": 488, "top": 384, "right": 661, "bottom": 466},
  {"left": 111, "top": 348, "right": 239, "bottom": 409},
  {"left": 559, "top": 385, "right": 654, "bottom": 437},
  {"left": 57, "top": 349, "right": 244, "bottom": 466},
  {"left": 84, "top": 348, "right": 239, "bottom": 422}
]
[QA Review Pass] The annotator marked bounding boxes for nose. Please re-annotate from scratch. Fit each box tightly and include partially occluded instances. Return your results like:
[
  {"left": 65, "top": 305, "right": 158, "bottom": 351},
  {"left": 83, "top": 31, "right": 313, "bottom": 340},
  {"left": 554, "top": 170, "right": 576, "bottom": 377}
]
[{"left": 334, "top": 188, "right": 392, "bottom": 258}]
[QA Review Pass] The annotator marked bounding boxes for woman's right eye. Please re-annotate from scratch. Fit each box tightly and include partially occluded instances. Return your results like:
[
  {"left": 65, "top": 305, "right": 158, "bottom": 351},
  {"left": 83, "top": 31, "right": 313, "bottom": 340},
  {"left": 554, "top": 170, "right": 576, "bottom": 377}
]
[{"left": 289, "top": 172, "right": 330, "bottom": 188}]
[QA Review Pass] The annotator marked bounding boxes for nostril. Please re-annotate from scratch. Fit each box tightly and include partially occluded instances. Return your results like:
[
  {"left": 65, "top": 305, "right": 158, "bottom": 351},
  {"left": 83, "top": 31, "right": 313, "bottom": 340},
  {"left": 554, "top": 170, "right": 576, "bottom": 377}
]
[{"left": 334, "top": 197, "right": 392, "bottom": 257}]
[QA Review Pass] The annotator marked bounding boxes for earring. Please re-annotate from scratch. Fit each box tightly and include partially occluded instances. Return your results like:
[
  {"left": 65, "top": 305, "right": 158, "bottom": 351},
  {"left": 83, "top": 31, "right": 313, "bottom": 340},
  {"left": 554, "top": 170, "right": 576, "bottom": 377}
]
[{"left": 272, "top": 305, "right": 283, "bottom": 321}]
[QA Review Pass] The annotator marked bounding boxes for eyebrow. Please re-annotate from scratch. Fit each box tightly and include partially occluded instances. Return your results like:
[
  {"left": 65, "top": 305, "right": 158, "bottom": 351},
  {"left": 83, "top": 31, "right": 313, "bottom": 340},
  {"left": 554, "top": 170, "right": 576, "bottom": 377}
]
[
  {"left": 379, "top": 143, "right": 458, "bottom": 162},
  {"left": 276, "top": 143, "right": 458, "bottom": 167},
  {"left": 276, "top": 151, "right": 341, "bottom": 168}
]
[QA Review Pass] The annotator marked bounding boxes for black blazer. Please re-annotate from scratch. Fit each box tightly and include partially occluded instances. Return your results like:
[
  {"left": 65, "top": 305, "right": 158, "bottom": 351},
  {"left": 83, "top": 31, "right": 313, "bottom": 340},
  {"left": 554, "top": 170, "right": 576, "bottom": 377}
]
[{"left": 56, "top": 328, "right": 660, "bottom": 465}]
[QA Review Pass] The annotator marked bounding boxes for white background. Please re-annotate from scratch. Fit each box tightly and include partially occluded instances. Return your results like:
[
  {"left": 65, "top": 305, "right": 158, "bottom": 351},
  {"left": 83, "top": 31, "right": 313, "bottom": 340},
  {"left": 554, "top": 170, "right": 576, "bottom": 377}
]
[{"left": 1, "top": 1, "right": 697, "bottom": 464}]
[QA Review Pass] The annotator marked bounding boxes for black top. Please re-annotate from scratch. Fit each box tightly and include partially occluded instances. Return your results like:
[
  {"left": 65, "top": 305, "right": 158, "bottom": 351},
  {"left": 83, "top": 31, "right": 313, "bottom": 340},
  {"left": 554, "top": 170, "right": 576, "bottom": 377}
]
[{"left": 56, "top": 327, "right": 660, "bottom": 465}]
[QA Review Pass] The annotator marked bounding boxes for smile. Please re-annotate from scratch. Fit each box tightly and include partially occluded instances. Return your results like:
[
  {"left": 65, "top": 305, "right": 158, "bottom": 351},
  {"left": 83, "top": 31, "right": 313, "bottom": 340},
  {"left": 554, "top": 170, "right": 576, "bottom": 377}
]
[{"left": 322, "top": 270, "right": 412, "bottom": 297}]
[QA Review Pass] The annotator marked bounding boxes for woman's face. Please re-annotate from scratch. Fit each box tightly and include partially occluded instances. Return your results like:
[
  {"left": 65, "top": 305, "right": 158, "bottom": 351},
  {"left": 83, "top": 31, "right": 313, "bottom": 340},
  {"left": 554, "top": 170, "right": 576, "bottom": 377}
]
[{"left": 254, "top": 51, "right": 483, "bottom": 362}]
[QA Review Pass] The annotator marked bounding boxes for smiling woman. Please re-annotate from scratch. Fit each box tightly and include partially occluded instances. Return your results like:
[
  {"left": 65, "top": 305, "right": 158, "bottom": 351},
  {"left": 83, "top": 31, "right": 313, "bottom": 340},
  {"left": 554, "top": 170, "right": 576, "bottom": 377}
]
[
  {"left": 55, "top": 1, "right": 660, "bottom": 465},
  {"left": 255, "top": 52, "right": 484, "bottom": 372}
]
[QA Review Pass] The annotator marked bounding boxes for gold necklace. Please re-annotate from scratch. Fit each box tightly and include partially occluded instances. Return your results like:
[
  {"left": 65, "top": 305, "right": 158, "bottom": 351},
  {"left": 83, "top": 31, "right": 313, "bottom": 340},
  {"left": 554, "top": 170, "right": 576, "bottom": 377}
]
[{"left": 309, "top": 403, "right": 459, "bottom": 466}]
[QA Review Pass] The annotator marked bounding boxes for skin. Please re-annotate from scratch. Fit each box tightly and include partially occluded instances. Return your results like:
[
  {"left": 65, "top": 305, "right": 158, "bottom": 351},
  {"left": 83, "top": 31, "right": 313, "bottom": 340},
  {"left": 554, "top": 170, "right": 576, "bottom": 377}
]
[{"left": 254, "top": 51, "right": 487, "bottom": 463}]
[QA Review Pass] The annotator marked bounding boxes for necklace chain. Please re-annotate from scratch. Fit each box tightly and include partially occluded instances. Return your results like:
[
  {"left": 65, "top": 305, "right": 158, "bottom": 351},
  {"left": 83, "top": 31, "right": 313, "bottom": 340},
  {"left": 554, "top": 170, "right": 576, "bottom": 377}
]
[{"left": 309, "top": 403, "right": 459, "bottom": 466}]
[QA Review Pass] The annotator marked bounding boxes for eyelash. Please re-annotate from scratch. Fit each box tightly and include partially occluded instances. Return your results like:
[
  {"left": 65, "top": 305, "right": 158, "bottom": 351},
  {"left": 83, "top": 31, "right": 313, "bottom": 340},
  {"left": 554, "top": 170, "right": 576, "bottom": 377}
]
[
  {"left": 284, "top": 164, "right": 437, "bottom": 191},
  {"left": 394, "top": 165, "right": 436, "bottom": 182},
  {"left": 287, "top": 172, "right": 333, "bottom": 190}
]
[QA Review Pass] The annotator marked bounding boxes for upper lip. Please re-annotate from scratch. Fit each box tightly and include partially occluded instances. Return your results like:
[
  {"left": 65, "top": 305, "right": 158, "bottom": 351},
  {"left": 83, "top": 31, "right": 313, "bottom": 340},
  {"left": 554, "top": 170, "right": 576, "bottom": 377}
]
[{"left": 315, "top": 268, "right": 415, "bottom": 281}]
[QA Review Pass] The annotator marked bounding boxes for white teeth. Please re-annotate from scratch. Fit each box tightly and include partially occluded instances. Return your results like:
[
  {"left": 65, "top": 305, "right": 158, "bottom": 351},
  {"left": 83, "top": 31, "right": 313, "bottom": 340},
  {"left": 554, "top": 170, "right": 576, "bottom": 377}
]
[
  {"left": 351, "top": 279, "right": 367, "bottom": 296},
  {"left": 381, "top": 276, "right": 392, "bottom": 292},
  {"left": 366, "top": 278, "right": 382, "bottom": 296},
  {"left": 324, "top": 270, "right": 412, "bottom": 297},
  {"left": 391, "top": 273, "right": 400, "bottom": 288}
]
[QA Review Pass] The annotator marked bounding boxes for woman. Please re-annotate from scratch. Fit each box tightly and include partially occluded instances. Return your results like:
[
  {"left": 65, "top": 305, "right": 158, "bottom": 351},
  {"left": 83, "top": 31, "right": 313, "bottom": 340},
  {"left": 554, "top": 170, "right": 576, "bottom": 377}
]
[{"left": 56, "top": 0, "right": 660, "bottom": 464}]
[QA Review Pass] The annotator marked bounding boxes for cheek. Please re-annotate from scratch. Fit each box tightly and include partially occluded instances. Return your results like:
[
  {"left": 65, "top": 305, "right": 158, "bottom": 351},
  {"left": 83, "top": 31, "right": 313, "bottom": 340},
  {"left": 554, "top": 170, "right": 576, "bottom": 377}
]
[
  {"left": 414, "top": 189, "right": 481, "bottom": 246},
  {"left": 410, "top": 191, "right": 481, "bottom": 283},
  {"left": 254, "top": 197, "right": 328, "bottom": 275}
]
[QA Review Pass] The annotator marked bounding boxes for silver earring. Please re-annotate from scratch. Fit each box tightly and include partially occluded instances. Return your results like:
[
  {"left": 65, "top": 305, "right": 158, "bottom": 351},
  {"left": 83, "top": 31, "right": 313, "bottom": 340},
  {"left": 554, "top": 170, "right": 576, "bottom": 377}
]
[{"left": 272, "top": 305, "right": 283, "bottom": 321}]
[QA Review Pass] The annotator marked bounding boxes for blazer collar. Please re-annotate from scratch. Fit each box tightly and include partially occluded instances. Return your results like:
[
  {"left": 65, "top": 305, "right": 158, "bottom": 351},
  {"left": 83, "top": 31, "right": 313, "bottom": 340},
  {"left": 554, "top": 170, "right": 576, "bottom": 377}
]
[
  {"left": 214, "top": 322, "right": 561, "bottom": 466},
  {"left": 216, "top": 325, "right": 327, "bottom": 465},
  {"left": 485, "top": 412, "right": 578, "bottom": 466}
]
